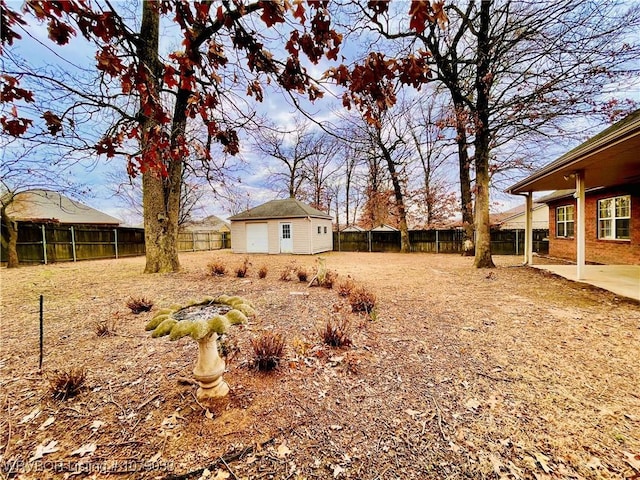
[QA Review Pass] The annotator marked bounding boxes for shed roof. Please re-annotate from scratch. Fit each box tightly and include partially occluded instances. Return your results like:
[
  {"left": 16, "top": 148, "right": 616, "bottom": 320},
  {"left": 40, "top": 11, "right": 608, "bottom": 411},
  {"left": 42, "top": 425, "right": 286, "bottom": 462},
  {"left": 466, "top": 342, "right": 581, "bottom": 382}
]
[
  {"left": 4, "top": 190, "right": 121, "bottom": 225},
  {"left": 229, "top": 198, "right": 332, "bottom": 221}
]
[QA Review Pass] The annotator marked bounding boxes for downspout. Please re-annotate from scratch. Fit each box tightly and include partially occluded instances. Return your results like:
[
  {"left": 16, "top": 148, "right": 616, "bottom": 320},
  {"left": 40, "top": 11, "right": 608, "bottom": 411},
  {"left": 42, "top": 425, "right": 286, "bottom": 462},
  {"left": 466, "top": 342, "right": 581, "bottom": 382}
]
[{"left": 308, "top": 216, "right": 312, "bottom": 254}]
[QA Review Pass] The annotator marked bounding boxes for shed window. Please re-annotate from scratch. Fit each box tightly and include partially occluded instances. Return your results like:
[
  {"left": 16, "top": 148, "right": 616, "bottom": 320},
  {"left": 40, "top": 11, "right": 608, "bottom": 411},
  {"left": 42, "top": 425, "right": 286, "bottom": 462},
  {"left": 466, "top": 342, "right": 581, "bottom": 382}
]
[
  {"left": 598, "top": 195, "right": 630, "bottom": 240},
  {"left": 324, "top": 226, "right": 328, "bottom": 234},
  {"left": 317, "top": 226, "right": 321, "bottom": 234},
  {"left": 556, "top": 205, "right": 574, "bottom": 238}
]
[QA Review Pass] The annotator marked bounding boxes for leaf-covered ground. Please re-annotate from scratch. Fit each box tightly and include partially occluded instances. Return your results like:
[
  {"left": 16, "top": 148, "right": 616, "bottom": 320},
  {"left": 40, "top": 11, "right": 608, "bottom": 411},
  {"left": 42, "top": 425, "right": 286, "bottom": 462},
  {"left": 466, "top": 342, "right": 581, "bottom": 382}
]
[{"left": 1, "top": 251, "right": 639, "bottom": 480}]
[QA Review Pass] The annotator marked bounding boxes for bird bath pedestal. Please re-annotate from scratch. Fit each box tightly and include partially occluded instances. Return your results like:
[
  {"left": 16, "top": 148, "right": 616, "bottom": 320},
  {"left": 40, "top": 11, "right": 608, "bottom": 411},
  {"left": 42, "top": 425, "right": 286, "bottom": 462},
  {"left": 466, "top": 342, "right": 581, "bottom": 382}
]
[{"left": 193, "top": 333, "right": 229, "bottom": 399}]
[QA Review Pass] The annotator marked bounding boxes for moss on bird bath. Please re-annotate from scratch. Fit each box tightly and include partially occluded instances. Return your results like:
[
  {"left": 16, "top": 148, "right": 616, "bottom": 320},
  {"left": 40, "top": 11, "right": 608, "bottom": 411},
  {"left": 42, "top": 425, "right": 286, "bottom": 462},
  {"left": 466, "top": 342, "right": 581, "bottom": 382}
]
[{"left": 146, "top": 296, "right": 253, "bottom": 399}]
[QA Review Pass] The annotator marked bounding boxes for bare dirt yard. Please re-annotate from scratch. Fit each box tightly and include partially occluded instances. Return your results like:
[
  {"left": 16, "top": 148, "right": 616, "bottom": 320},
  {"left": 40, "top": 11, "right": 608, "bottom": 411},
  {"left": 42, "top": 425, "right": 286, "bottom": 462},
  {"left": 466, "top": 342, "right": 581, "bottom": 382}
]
[{"left": 1, "top": 251, "right": 639, "bottom": 480}]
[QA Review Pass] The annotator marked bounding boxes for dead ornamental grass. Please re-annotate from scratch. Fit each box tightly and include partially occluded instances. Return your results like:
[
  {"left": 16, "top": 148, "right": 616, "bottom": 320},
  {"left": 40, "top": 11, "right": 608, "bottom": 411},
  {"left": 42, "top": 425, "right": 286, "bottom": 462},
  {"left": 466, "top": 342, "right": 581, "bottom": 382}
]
[{"left": 0, "top": 251, "right": 639, "bottom": 479}]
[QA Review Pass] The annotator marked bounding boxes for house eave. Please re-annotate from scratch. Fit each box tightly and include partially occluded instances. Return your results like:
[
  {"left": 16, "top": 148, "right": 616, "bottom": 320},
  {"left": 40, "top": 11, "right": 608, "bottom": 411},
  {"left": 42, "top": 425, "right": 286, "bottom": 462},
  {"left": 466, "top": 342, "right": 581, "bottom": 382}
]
[{"left": 507, "top": 111, "right": 640, "bottom": 195}]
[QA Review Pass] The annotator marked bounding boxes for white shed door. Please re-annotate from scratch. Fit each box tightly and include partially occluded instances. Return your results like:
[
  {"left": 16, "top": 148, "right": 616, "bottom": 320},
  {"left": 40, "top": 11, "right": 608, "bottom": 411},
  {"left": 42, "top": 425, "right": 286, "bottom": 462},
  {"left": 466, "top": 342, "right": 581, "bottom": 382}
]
[
  {"left": 280, "top": 223, "right": 293, "bottom": 253},
  {"left": 246, "top": 223, "right": 269, "bottom": 253}
]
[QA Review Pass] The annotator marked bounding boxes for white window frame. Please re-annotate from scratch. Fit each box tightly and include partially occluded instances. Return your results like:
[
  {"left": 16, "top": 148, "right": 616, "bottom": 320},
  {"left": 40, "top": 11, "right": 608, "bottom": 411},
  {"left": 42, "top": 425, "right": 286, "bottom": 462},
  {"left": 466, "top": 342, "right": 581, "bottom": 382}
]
[
  {"left": 556, "top": 205, "right": 574, "bottom": 238},
  {"left": 598, "top": 195, "right": 631, "bottom": 240}
]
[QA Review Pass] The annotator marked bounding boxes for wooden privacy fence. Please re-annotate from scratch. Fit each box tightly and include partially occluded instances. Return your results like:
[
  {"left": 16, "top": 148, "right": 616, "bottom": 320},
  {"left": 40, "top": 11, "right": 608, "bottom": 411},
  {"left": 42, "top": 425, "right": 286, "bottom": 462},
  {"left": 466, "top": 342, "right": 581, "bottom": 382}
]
[
  {"left": 177, "top": 231, "right": 230, "bottom": 252},
  {"left": 1, "top": 223, "right": 230, "bottom": 264},
  {"left": 333, "top": 229, "right": 549, "bottom": 255}
]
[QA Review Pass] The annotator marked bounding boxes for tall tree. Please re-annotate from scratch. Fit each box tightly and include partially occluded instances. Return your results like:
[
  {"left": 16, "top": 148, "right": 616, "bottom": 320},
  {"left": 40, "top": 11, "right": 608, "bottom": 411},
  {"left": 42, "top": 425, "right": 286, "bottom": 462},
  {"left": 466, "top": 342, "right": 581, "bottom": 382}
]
[
  {"left": 251, "top": 119, "right": 321, "bottom": 199},
  {"left": 404, "top": 97, "right": 458, "bottom": 228},
  {"left": 345, "top": 0, "right": 640, "bottom": 267},
  {"left": 2, "top": 0, "right": 344, "bottom": 272},
  {"left": 302, "top": 133, "right": 341, "bottom": 212}
]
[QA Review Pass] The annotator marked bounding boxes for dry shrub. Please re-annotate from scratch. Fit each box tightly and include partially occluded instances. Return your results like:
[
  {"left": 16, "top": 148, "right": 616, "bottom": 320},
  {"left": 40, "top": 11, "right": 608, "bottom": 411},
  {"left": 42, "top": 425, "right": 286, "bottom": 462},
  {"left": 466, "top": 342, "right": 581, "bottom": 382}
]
[
  {"left": 126, "top": 297, "right": 153, "bottom": 314},
  {"left": 218, "top": 335, "right": 240, "bottom": 364},
  {"left": 250, "top": 332, "right": 285, "bottom": 371},
  {"left": 208, "top": 260, "right": 227, "bottom": 276},
  {"left": 95, "top": 315, "right": 118, "bottom": 337},
  {"left": 337, "top": 277, "right": 356, "bottom": 297},
  {"left": 235, "top": 257, "right": 250, "bottom": 278},
  {"left": 296, "top": 268, "right": 308, "bottom": 282},
  {"left": 258, "top": 265, "right": 268, "bottom": 279},
  {"left": 349, "top": 286, "right": 376, "bottom": 314},
  {"left": 320, "top": 270, "right": 337, "bottom": 289},
  {"left": 49, "top": 368, "right": 87, "bottom": 400},
  {"left": 279, "top": 267, "right": 292, "bottom": 281},
  {"left": 320, "top": 317, "right": 353, "bottom": 348}
]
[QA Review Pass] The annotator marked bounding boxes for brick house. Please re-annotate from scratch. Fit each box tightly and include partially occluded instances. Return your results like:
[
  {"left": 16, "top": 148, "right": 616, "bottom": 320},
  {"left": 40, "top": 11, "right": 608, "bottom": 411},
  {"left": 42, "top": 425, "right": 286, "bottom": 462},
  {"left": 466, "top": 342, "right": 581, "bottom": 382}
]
[
  {"left": 539, "top": 187, "right": 639, "bottom": 265},
  {"left": 507, "top": 109, "right": 640, "bottom": 278}
]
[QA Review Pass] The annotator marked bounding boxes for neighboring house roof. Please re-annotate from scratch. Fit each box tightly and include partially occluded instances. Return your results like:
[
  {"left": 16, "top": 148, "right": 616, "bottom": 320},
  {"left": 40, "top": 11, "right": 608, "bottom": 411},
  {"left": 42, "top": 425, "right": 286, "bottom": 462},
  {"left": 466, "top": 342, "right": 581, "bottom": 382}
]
[
  {"left": 507, "top": 109, "right": 640, "bottom": 194},
  {"left": 341, "top": 225, "right": 365, "bottom": 232},
  {"left": 490, "top": 203, "right": 546, "bottom": 225},
  {"left": 371, "top": 224, "right": 399, "bottom": 232},
  {"left": 4, "top": 190, "right": 121, "bottom": 225},
  {"left": 181, "top": 215, "right": 230, "bottom": 232},
  {"left": 536, "top": 188, "right": 611, "bottom": 204},
  {"left": 229, "top": 198, "right": 332, "bottom": 221}
]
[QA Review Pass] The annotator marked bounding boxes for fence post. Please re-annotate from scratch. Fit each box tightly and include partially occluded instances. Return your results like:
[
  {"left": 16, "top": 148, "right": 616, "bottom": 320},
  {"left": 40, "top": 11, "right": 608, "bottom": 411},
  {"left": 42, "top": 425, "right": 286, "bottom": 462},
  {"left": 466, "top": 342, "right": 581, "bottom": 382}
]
[
  {"left": 70, "top": 226, "right": 77, "bottom": 262},
  {"left": 435, "top": 230, "right": 439, "bottom": 253},
  {"left": 41, "top": 224, "right": 48, "bottom": 265},
  {"left": 368, "top": 231, "right": 372, "bottom": 252},
  {"left": 515, "top": 229, "right": 519, "bottom": 256},
  {"left": 208, "top": 232, "right": 212, "bottom": 251},
  {"left": 192, "top": 231, "right": 196, "bottom": 252},
  {"left": 114, "top": 228, "right": 119, "bottom": 259}
]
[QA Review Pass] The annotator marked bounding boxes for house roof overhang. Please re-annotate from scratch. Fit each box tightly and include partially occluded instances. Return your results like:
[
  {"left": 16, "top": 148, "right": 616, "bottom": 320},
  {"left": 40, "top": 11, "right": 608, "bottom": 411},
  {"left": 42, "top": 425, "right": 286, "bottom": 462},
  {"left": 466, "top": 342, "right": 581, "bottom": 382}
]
[{"left": 506, "top": 110, "right": 640, "bottom": 195}]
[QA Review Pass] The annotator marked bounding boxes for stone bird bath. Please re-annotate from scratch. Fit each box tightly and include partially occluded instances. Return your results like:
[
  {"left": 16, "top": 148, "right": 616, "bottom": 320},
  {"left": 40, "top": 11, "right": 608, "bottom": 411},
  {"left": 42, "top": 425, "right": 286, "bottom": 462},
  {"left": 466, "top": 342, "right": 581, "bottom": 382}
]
[{"left": 146, "top": 295, "right": 254, "bottom": 399}]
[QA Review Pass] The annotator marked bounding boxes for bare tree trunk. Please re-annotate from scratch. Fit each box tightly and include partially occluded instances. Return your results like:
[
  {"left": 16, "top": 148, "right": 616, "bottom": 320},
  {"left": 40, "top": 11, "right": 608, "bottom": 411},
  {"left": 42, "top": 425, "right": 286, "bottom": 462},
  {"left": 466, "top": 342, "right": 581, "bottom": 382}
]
[
  {"left": 1, "top": 207, "right": 19, "bottom": 268},
  {"left": 473, "top": 0, "right": 495, "bottom": 269},
  {"left": 139, "top": 1, "right": 181, "bottom": 273},
  {"left": 380, "top": 139, "right": 411, "bottom": 253},
  {"left": 453, "top": 105, "right": 475, "bottom": 257}
]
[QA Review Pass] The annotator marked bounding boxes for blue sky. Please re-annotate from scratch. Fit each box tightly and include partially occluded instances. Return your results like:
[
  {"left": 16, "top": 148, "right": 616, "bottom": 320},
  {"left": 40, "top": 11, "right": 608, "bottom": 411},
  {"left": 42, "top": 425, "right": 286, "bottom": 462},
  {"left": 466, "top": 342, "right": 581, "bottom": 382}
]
[{"left": 3, "top": 1, "right": 640, "bottom": 226}]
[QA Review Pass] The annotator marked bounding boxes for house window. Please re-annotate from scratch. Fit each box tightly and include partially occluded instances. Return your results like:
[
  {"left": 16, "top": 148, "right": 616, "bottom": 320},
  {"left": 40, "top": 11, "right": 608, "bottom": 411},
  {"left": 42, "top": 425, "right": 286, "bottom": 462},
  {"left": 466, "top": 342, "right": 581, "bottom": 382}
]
[
  {"left": 317, "top": 226, "right": 321, "bottom": 234},
  {"left": 598, "top": 195, "right": 630, "bottom": 240},
  {"left": 324, "top": 226, "right": 327, "bottom": 234},
  {"left": 556, "top": 205, "right": 574, "bottom": 238}
]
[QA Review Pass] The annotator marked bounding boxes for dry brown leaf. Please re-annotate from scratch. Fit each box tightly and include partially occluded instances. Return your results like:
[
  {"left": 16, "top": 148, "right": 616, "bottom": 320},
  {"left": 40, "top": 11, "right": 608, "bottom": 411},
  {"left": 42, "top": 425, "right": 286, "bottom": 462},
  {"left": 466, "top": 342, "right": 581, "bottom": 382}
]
[
  {"left": 405, "top": 408, "right": 422, "bottom": 418},
  {"left": 532, "top": 451, "right": 553, "bottom": 474},
  {"left": 277, "top": 443, "right": 291, "bottom": 458},
  {"left": 333, "top": 464, "right": 346, "bottom": 477},
  {"left": 89, "top": 420, "right": 105, "bottom": 432},
  {"left": 212, "top": 469, "right": 230, "bottom": 480},
  {"left": 623, "top": 451, "right": 640, "bottom": 472},
  {"left": 70, "top": 442, "right": 97, "bottom": 457},
  {"left": 586, "top": 456, "right": 602, "bottom": 469},
  {"left": 20, "top": 408, "right": 41, "bottom": 424},
  {"left": 38, "top": 416, "right": 55, "bottom": 430},
  {"left": 30, "top": 440, "right": 60, "bottom": 461},
  {"left": 148, "top": 451, "right": 162, "bottom": 463},
  {"left": 465, "top": 398, "right": 481, "bottom": 411}
]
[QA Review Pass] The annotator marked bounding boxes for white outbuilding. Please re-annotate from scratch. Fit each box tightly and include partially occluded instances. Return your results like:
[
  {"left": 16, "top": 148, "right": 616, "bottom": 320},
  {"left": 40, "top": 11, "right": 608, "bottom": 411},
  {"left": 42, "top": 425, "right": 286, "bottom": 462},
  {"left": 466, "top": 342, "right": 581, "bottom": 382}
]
[{"left": 229, "top": 198, "right": 333, "bottom": 254}]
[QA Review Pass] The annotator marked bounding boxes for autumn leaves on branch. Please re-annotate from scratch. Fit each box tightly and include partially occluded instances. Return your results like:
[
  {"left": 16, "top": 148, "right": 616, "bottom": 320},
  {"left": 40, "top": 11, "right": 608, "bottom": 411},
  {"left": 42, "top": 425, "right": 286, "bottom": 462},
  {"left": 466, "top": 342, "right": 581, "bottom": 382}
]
[{"left": 0, "top": 0, "right": 447, "bottom": 176}]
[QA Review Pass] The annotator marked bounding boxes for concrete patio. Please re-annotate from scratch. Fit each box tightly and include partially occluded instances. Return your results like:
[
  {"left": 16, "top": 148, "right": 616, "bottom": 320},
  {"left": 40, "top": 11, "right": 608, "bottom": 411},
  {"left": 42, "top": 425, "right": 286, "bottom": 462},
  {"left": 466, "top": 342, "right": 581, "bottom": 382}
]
[{"left": 531, "top": 263, "right": 640, "bottom": 302}]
